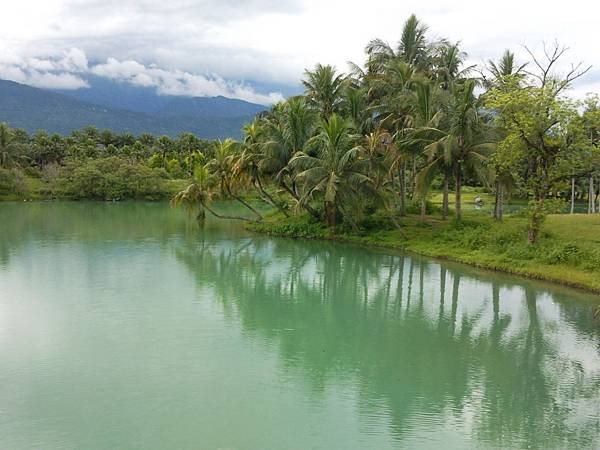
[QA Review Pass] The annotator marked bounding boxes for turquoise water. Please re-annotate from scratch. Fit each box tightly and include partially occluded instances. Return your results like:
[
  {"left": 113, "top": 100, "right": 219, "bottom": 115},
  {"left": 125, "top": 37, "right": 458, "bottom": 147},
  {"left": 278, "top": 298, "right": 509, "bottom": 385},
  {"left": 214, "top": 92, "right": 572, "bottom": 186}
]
[{"left": 1, "top": 202, "right": 599, "bottom": 449}]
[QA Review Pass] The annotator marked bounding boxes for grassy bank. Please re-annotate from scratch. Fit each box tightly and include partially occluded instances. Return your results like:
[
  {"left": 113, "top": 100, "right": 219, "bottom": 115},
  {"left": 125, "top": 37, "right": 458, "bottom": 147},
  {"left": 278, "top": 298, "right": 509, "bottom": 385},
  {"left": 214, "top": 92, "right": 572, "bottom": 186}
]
[{"left": 249, "top": 212, "right": 600, "bottom": 294}]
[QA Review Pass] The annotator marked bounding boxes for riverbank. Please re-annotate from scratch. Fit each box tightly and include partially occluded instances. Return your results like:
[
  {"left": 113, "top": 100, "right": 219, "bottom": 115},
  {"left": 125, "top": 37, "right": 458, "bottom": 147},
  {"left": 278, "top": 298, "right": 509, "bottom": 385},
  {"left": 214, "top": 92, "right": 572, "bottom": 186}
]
[{"left": 249, "top": 212, "right": 600, "bottom": 294}]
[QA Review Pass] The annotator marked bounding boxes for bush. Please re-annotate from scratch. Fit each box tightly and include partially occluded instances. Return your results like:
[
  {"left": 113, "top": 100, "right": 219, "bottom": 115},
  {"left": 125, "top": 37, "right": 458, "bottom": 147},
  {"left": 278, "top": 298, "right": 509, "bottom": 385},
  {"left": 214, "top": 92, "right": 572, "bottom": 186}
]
[
  {"left": 0, "top": 168, "right": 26, "bottom": 197},
  {"left": 60, "top": 157, "right": 168, "bottom": 200}
]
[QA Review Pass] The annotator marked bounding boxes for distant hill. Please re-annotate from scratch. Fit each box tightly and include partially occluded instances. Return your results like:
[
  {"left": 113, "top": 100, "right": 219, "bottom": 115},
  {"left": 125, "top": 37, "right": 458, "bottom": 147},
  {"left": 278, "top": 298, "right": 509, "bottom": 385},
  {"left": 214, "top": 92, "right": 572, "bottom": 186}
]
[
  {"left": 0, "top": 79, "right": 268, "bottom": 139},
  {"left": 53, "top": 75, "right": 269, "bottom": 118}
]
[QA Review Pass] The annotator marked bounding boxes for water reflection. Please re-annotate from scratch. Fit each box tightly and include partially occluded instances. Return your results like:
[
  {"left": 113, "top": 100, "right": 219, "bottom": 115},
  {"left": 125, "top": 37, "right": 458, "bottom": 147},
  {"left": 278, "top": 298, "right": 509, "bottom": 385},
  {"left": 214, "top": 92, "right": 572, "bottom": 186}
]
[
  {"left": 1, "top": 202, "right": 599, "bottom": 449},
  {"left": 173, "top": 231, "right": 600, "bottom": 449}
]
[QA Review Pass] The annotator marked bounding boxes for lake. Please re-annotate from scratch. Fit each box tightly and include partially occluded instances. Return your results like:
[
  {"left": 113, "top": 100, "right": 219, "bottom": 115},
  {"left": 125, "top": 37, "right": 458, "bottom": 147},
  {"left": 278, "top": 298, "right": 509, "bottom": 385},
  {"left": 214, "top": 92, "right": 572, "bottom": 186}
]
[{"left": 1, "top": 202, "right": 599, "bottom": 449}]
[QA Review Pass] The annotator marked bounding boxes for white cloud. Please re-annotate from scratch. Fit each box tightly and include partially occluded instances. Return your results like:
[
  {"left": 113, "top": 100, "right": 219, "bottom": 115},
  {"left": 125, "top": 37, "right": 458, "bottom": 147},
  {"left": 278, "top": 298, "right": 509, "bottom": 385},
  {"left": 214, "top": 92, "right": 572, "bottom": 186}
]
[{"left": 0, "top": 0, "right": 598, "bottom": 98}]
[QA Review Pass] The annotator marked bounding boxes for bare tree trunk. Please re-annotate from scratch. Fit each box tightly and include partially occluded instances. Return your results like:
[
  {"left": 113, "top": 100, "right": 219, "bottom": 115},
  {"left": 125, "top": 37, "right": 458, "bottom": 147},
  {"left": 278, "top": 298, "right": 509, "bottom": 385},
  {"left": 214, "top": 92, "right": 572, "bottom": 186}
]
[
  {"left": 570, "top": 177, "right": 575, "bottom": 214},
  {"left": 455, "top": 168, "right": 462, "bottom": 222},
  {"left": 442, "top": 173, "right": 449, "bottom": 220}
]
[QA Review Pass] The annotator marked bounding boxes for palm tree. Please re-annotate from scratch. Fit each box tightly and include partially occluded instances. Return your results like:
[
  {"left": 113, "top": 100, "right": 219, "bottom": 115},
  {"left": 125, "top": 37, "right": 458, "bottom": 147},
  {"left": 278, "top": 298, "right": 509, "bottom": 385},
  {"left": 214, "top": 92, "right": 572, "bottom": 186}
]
[
  {"left": 432, "top": 40, "right": 474, "bottom": 91},
  {"left": 289, "top": 114, "right": 372, "bottom": 229},
  {"left": 419, "top": 79, "right": 495, "bottom": 221},
  {"left": 484, "top": 49, "right": 528, "bottom": 89},
  {"left": 260, "top": 98, "right": 320, "bottom": 218},
  {"left": 206, "top": 139, "right": 263, "bottom": 220},
  {"left": 171, "top": 165, "right": 256, "bottom": 223},
  {"left": 236, "top": 121, "right": 289, "bottom": 217},
  {"left": 303, "top": 64, "right": 345, "bottom": 118},
  {"left": 0, "top": 123, "right": 25, "bottom": 168},
  {"left": 397, "top": 14, "right": 430, "bottom": 67},
  {"left": 483, "top": 49, "right": 527, "bottom": 219}
]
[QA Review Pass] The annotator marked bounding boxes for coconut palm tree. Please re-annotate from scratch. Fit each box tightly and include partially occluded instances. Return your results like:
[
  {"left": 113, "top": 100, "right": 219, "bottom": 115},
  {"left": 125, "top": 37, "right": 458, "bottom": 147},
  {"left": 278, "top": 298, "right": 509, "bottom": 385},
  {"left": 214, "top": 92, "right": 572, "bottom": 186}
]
[
  {"left": 302, "top": 64, "right": 346, "bottom": 118},
  {"left": 206, "top": 139, "right": 263, "bottom": 220},
  {"left": 171, "top": 165, "right": 257, "bottom": 223},
  {"left": 289, "top": 114, "right": 372, "bottom": 229},
  {"left": 418, "top": 79, "right": 495, "bottom": 221},
  {"left": 236, "top": 121, "right": 289, "bottom": 217}
]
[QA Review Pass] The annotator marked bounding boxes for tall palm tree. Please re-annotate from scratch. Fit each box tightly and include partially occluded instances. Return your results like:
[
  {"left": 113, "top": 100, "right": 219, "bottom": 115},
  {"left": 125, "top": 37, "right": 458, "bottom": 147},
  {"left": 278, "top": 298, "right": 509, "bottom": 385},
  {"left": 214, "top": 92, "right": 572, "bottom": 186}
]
[
  {"left": 419, "top": 79, "right": 495, "bottom": 221},
  {"left": 289, "top": 114, "right": 372, "bottom": 229},
  {"left": 397, "top": 14, "right": 430, "bottom": 67},
  {"left": 303, "top": 64, "right": 346, "bottom": 118},
  {"left": 483, "top": 49, "right": 527, "bottom": 219}
]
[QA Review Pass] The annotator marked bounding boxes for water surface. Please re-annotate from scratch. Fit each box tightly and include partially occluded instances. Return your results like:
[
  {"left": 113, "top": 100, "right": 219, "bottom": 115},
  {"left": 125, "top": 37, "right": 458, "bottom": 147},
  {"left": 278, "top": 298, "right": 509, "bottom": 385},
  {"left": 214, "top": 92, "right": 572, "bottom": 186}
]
[{"left": 1, "top": 202, "right": 599, "bottom": 449}]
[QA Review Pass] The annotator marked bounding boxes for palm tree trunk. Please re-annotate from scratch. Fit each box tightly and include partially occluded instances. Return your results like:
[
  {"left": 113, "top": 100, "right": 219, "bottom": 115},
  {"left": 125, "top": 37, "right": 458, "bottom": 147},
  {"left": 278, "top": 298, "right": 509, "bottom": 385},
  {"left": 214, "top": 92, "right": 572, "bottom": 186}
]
[
  {"left": 201, "top": 202, "right": 256, "bottom": 222},
  {"left": 590, "top": 176, "right": 596, "bottom": 214},
  {"left": 225, "top": 184, "right": 263, "bottom": 220},
  {"left": 399, "top": 163, "right": 406, "bottom": 216},
  {"left": 493, "top": 181, "right": 503, "bottom": 220},
  {"left": 281, "top": 182, "right": 320, "bottom": 219},
  {"left": 411, "top": 157, "right": 417, "bottom": 200},
  {"left": 570, "top": 177, "right": 575, "bottom": 214},
  {"left": 254, "top": 176, "right": 289, "bottom": 217},
  {"left": 442, "top": 173, "right": 449, "bottom": 220},
  {"left": 455, "top": 167, "right": 462, "bottom": 222}
]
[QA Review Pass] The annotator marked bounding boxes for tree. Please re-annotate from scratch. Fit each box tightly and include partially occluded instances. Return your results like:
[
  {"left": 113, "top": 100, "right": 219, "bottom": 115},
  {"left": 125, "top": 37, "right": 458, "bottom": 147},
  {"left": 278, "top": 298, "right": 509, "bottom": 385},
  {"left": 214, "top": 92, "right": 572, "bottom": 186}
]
[
  {"left": 423, "top": 79, "right": 495, "bottom": 221},
  {"left": 289, "top": 114, "right": 372, "bottom": 229},
  {"left": 303, "top": 64, "right": 346, "bottom": 118},
  {"left": 0, "top": 123, "right": 25, "bottom": 168},
  {"left": 488, "top": 43, "right": 591, "bottom": 242},
  {"left": 206, "top": 139, "right": 263, "bottom": 220}
]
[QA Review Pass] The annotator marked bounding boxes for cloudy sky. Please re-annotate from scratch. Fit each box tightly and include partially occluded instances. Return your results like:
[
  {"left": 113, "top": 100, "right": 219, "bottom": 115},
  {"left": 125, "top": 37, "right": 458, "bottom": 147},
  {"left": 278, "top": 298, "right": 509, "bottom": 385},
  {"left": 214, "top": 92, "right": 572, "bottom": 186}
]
[{"left": 1, "top": 0, "right": 598, "bottom": 104}]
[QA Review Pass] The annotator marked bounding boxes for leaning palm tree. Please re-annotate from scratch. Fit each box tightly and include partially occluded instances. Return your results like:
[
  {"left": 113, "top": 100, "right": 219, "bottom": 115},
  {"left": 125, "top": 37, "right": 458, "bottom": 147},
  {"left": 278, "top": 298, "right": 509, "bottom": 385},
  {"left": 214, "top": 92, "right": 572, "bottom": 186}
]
[
  {"left": 260, "top": 98, "right": 320, "bottom": 218},
  {"left": 289, "top": 114, "right": 372, "bottom": 229},
  {"left": 206, "top": 139, "right": 263, "bottom": 220},
  {"left": 171, "top": 165, "right": 257, "bottom": 223},
  {"left": 235, "top": 120, "right": 289, "bottom": 217},
  {"left": 302, "top": 64, "right": 346, "bottom": 119}
]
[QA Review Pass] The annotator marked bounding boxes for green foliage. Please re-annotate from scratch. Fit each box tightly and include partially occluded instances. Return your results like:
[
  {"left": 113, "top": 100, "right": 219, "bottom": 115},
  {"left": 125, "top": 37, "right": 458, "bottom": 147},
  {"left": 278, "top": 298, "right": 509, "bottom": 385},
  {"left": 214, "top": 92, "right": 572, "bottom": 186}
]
[{"left": 60, "top": 157, "right": 167, "bottom": 200}]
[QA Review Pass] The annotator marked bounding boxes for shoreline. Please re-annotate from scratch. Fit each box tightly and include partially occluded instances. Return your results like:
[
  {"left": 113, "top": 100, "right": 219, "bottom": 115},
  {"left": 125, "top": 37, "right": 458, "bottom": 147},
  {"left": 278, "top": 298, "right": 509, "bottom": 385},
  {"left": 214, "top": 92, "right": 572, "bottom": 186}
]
[{"left": 248, "top": 214, "right": 600, "bottom": 297}]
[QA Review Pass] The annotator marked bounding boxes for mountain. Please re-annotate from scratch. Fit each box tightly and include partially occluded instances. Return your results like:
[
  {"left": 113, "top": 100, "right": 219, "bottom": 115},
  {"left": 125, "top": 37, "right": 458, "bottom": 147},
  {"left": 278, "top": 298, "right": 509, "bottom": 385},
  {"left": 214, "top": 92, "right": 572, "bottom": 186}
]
[
  {"left": 0, "top": 79, "right": 268, "bottom": 139},
  {"left": 52, "top": 75, "right": 268, "bottom": 118}
]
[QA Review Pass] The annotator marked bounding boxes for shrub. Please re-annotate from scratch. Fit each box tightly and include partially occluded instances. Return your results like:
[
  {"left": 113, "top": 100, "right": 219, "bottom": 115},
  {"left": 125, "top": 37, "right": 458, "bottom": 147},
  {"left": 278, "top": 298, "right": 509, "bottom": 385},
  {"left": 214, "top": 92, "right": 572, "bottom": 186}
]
[{"left": 60, "top": 157, "right": 167, "bottom": 200}]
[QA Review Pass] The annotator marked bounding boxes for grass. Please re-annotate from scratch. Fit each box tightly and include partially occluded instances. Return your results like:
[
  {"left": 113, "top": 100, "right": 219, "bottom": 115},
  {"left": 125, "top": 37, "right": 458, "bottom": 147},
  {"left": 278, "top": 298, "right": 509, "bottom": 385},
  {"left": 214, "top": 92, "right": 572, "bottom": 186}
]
[{"left": 249, "top": 210, "right": 600, "bottom": 295}]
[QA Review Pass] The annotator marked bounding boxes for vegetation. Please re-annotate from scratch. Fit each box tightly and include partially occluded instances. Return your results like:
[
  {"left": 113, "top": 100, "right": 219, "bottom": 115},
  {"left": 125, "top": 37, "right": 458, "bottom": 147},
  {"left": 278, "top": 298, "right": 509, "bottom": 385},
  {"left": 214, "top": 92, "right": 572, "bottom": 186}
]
[
  {"left": 170, "top": 16, "right": 598, "bottom": 225},
  {"left": 169, "top": 15, "right": 600, "bottom": 291},
  {"left": 0, "top": 124, "right": 220, "bottom": 200},
  {"left": 1, "top": 14, "right": 599, "bottom": 292}
]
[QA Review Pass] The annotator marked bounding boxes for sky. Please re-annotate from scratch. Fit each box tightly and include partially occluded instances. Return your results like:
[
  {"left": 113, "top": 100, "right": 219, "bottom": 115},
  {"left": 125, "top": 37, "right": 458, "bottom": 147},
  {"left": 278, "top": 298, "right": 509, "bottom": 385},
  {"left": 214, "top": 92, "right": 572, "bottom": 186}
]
[{"left": 0, "top": 0, "right": 598, "bottom": 104}]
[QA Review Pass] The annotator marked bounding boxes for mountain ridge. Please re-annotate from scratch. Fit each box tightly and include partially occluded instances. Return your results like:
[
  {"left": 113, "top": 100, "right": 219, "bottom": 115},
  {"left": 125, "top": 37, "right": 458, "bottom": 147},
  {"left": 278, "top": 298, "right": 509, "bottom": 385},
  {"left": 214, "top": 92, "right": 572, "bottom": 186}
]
[{"left": 0, "top": 79, "right": 267, "bottom": 139}]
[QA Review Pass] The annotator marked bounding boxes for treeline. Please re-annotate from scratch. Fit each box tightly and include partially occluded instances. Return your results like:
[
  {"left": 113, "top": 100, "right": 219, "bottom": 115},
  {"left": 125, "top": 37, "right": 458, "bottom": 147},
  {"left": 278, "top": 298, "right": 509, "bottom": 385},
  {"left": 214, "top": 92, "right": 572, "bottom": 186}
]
[
  {"left": 0, "top": 125, "right": 215, "bottom": 200},
  {"left": 173, "top": 15, "right": 600, "bottom": 244}
]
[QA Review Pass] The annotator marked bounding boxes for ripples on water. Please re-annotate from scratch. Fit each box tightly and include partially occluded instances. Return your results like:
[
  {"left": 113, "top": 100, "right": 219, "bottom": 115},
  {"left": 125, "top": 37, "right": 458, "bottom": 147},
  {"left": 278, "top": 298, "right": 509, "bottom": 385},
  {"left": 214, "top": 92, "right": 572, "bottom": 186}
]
[{"left": 0, "top": 202, "right": 599, "bottom": 450}]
